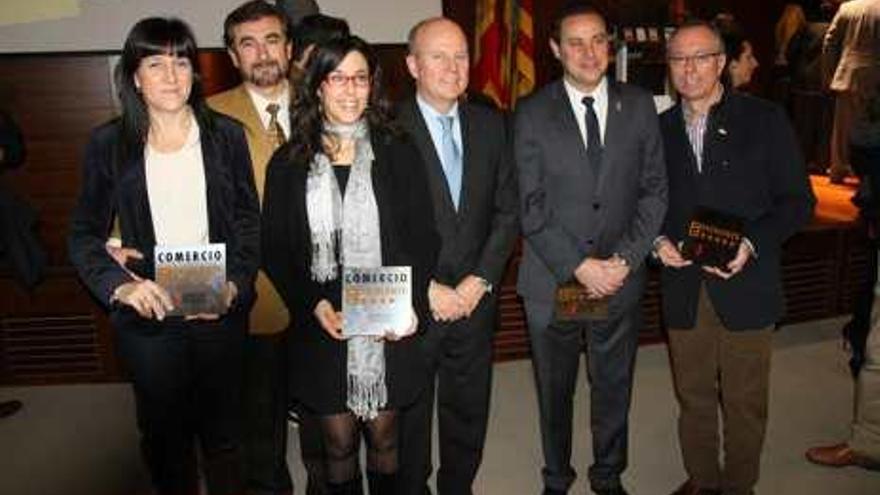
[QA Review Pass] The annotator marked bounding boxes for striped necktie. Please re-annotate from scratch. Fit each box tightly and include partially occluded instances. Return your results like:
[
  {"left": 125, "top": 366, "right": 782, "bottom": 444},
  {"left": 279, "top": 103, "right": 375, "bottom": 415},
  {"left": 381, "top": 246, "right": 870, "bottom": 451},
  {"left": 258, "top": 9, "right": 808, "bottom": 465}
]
[{"left": 266, "top": 103, "right": 286, "bottom": 148}]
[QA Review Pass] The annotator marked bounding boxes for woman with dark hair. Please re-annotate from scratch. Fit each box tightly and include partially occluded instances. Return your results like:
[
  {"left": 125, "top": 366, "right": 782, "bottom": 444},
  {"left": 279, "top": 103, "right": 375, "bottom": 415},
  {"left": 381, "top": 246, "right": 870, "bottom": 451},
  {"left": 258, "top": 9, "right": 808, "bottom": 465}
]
[
  {"left": 718, "top": 21, "right": 760, "bottom": 90},
  {"left": 68, "top": 17, "right": 259, "bottom": 495},
  {"left": 261, "top": 35, "right": 438, "bottom": 494}
]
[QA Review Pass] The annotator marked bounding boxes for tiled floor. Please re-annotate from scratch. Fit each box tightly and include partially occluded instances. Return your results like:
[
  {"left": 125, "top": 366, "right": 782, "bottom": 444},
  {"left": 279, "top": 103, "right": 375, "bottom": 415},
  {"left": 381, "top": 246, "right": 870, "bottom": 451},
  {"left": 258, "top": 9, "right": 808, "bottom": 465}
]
[{"left": 1, "top": 317, "right": 879, "bottom": 494}]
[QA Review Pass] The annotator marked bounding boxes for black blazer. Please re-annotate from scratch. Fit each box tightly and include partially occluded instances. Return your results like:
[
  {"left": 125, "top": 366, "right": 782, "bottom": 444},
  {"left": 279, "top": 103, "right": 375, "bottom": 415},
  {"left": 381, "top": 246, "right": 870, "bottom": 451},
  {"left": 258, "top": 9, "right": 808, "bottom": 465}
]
[
  {"left": 67, "top": 113, "right": 261, "bottom": 311},
  {"left": 396, "top": 96, "right": 519, "bottom": 290},
  {"left": 261, "top": 130, "right": 440, "bottom": 412},
  {"left": 658, "top": 92, "right": 816, "bottom": 330}
]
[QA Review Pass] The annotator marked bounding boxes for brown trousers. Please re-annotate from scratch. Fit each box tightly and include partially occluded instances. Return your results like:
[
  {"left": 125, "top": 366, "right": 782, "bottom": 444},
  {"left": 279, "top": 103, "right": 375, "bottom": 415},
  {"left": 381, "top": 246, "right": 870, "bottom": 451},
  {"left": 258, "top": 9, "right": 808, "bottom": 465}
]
[{"left": 668, "top": 286, "right": 773, "bottom": 495}]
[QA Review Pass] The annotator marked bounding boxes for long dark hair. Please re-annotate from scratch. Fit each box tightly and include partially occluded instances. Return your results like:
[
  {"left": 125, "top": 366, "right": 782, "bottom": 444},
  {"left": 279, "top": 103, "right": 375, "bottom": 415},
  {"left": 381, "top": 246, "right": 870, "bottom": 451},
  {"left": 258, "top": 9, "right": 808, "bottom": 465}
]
[
  {"left": 287, "top": 35, "right": 396, "bottom": 165},
  {"left": 115, "top": 17, "right": 212, "bottom": 160}
]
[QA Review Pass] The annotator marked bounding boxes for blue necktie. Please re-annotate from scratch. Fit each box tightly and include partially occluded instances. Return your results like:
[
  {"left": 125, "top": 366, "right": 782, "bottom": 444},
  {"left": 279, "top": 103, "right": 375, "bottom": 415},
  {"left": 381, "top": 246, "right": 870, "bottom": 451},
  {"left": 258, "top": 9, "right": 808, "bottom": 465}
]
[{"left": 438, "top": 115, "right": 462, "bottom": 210}]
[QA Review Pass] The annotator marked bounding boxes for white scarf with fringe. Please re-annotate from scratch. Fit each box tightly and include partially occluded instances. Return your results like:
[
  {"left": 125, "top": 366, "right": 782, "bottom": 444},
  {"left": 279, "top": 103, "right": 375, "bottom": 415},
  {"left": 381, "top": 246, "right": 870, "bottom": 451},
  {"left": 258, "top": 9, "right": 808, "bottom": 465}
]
[{"left": 306, "top": 120, "right": 386, "bottom": 420}]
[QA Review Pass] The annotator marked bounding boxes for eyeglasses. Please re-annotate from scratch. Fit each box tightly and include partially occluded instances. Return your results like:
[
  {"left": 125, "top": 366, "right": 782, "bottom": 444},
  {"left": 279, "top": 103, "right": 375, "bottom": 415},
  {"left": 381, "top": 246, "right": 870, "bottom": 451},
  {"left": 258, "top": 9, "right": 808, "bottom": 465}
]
[
  {"left": 325, "top": 72, "right": 371, "bottom": 88},
  {"left": 667, "top": 52, "right": 721, "bottom": 68}
]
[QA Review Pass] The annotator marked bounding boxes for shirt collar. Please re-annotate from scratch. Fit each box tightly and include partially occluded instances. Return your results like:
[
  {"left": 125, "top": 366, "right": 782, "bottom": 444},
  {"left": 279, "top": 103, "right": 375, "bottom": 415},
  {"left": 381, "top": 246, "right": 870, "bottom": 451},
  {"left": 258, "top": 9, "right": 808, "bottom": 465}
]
[
  {"left": 562, "top": 76, "right": 608, "bottom": 109},
  {"left": 246, "top": 82, "right": 290, "bottom": 116},
  {"left": 682, "top": 84, "right": 725, "bottom": 124},
  {"left": 416, "top": 93, "right": 459, "bottom": 123}
]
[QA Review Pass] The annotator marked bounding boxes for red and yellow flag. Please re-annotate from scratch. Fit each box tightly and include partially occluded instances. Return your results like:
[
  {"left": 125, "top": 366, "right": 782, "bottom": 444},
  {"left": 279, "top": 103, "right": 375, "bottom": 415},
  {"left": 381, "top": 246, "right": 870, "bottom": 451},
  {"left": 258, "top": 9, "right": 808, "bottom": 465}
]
[
  {"left": 513, "top": 0, "right": 535, "bottom": 102},
  {"left": 473, "top": 0, "right": 511, "bottom": 108},
  {"left": 472, "top": 0, "right": 535, "bottom": 109}
]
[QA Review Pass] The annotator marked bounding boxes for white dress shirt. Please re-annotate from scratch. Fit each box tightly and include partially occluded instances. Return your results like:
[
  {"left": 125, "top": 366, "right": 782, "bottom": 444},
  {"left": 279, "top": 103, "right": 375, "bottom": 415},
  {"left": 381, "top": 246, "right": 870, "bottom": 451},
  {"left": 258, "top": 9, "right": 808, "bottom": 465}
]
[
  {"left": 562, "top": 76, "right": 608, "bottom": 150},
  {"left": 415, "top": 93, "right": 462, "bottom": 169},
  {"left": 145, "top": 116, "right": 209, "bottom": 246},
  {"left": 247, "top": 83, "right": 291, "bottom": 138}
]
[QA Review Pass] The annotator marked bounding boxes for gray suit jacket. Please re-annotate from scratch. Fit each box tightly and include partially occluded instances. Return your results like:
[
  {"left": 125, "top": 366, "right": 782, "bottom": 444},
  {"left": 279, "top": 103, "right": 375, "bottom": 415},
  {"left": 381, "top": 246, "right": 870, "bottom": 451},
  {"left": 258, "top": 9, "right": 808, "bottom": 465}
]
[
  {"left": 514, "top": 79, "right": 667, "bottom": 315},
  {"left": 822, "top": 0, "right": 880, "bottom": 93}
]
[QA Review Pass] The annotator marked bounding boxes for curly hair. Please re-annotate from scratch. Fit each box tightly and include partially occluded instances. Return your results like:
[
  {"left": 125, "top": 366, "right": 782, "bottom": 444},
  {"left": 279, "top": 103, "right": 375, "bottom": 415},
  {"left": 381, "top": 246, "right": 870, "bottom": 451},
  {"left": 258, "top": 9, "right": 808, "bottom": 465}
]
[{"left": 286, "top": 35, "right": 396, "bottom": 166}]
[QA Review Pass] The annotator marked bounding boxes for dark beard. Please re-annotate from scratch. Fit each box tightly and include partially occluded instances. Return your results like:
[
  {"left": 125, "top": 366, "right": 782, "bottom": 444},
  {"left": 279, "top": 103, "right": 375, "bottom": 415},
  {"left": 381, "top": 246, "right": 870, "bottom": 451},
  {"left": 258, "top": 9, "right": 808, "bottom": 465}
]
[{"left": 247, "top": 61, "right": 287, "bottom": 87}]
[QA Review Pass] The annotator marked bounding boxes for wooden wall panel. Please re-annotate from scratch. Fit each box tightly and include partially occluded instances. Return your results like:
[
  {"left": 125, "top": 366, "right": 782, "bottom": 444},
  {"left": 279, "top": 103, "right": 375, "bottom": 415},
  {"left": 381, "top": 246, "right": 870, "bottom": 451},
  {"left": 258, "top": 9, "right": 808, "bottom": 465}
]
[
  {"left": 0, "top": 41, "right": 865, "bottom": 381},
  {"left": 0, "top": 46, "right": 413, "bottom": 385},
  {"left": 1, "top": 55, "right": 119, "bottom": 384}
]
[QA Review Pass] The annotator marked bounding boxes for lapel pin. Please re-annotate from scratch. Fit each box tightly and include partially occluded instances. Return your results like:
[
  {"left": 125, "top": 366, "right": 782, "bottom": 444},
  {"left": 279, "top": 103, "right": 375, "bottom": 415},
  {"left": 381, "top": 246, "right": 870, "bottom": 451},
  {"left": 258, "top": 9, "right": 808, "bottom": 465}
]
[
  {"left": 718, "top": 128, "right": 728, "bottom": 136},
  {"left": 616, "top": 101, "right": 622, "bottom": 112}
]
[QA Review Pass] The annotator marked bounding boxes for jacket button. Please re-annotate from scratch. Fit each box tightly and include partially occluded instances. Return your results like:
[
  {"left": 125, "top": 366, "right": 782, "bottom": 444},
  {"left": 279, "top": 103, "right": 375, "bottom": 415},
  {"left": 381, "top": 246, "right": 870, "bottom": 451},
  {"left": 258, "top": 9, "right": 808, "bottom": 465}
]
[
  {"left": 592, "top": 202, "right": 600, "bottom": 210},
  {"left": 587, "top": 239, "right": 594, "bottom": 245}
]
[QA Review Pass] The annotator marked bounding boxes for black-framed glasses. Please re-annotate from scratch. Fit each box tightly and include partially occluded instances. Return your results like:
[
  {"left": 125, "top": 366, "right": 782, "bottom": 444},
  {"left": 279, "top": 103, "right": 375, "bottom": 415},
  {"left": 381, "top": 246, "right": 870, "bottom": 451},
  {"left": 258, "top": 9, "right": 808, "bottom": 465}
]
[{"left": 667, "top": 52, "right": 722, "bottom": 67}]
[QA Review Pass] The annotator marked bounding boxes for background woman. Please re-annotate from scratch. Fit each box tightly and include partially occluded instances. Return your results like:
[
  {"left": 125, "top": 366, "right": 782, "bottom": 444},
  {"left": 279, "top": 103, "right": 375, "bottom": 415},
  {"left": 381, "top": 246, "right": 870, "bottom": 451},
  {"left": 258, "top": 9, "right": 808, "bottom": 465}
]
[
  {"left": 718, "top": 21, "right": 761, "bottom": 90},
  {"left": 67, "top": 17, "right": 259, "bottom": 495},
  {"left": 261, "top": 35, "right": 438, "bottom": 494}
]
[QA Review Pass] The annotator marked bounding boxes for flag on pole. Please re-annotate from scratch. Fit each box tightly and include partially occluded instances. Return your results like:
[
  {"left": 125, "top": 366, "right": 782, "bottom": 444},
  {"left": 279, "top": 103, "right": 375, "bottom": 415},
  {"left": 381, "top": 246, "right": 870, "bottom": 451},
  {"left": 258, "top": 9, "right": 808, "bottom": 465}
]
[
  {"left": 473, "top": 0, "right": 512, "bottom": 108},
  {"left": 472, "top": 0, "right": 536, "bottom": 108},
  {"left": 512, "top": 0, "right": 535, "bottom": 104}
]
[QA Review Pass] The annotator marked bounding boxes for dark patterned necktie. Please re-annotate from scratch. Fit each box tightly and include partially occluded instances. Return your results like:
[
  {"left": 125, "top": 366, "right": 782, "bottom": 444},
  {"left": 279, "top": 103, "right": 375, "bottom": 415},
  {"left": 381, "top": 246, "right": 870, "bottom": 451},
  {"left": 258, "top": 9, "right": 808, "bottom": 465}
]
[
  {"left": 582, "top": 96, "right": 603, "bottom": 169},
  {"left": 266, "top": 103, "right": 286, "bottom": 147}
]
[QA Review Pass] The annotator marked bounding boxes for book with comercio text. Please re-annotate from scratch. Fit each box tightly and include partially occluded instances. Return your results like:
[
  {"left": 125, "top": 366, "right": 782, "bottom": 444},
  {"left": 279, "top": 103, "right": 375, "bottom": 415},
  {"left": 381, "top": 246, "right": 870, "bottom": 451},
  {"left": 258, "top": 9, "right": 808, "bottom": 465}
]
[{"left": 154, "top": 243, "right": 226, "bottom": 316}]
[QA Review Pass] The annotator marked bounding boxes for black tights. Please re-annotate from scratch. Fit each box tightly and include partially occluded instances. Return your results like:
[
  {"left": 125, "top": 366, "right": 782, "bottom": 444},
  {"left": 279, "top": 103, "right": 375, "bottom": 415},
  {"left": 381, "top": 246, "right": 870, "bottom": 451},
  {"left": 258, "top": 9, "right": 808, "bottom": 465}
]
[{"left": 320, "top": 410, "right": 398, "bottom": 485}]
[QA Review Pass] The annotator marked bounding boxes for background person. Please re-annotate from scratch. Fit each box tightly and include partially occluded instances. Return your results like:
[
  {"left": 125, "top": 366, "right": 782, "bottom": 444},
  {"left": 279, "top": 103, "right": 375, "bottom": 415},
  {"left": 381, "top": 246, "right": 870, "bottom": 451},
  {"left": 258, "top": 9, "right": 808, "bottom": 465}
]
[
  {"left": 290, "top": 13, "right": 351, "bottom": 80},
  {"left": 207, "top": 1, "right": 299, "bottom": 494},
  {"left": 822, "top": 0, "right": 880, "bottom": 183},
  {"left": 806, "top": 86, "right": 880, "bottom": 471},
  {"left": 717, "top": 21, "right": 760, "bottom": 90}
]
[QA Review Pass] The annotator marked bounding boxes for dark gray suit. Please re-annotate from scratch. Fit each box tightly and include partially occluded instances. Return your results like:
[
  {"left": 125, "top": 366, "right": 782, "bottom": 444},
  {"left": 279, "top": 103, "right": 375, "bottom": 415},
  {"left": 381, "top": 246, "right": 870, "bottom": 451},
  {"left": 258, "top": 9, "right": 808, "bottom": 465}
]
[
  {"left": 515, "top": 79, "right": 667, "bottom": 493},
  {"left": 396, "top": 96, "right": 519, "bottom": 495}
]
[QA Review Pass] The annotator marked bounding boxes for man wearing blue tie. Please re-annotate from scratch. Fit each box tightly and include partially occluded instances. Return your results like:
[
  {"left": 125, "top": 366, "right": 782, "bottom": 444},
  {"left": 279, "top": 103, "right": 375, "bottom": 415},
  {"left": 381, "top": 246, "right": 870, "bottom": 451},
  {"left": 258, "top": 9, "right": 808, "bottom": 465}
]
[{"left": 395, "top": 17, "right": 519, "bottom": 495}]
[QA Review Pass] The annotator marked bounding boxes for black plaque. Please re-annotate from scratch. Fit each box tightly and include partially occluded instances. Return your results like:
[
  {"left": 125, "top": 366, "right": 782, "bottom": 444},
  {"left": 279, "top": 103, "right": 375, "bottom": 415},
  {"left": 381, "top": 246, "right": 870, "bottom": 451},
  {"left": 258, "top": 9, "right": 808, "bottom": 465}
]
[{"left": 681, "top": 207, "right": 745, "bottom": 267}]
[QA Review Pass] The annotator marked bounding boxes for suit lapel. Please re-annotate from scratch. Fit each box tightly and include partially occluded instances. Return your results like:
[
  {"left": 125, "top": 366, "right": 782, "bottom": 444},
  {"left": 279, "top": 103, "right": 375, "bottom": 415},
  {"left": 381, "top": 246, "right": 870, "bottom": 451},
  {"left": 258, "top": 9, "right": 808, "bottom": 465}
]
[
  {"left": 199, "top": 125, "right": 223, "bottom": 243},
  {"left": 550, "top": 82, "right": 595, "bottom": 182},
  {"left": 596, "top": 82, "right": 622, "bottom": 192},
  {"left": 402, "top": 97, "right": 458, "bottom": 220},
  {"left": 231, "top": 85, "right": 267, "bottom": 135},
  {"left": 458, "top": 103, "right": 473, "bottom": 217},
  {"left": 119, "top": 150, "right": 157, "bottom": 248},
  {"left": 671, "top": 103, "right": 701, "bottom": 179},
  {"left": 370, "top": 136, "right": 392, "bottom": 257}
]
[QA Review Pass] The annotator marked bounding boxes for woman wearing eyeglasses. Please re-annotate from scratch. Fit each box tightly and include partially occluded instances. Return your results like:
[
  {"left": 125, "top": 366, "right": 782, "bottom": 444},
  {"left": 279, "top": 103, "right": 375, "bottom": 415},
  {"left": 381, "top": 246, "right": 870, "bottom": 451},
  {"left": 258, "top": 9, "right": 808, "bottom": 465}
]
[{"left": 261, "top": 35, "right": 438, "bottom": 494}]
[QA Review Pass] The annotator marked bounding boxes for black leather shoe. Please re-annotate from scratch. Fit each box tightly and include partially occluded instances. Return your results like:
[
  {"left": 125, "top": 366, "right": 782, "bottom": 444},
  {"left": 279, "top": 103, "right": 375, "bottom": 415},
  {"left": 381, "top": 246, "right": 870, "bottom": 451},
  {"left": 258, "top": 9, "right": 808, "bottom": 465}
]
[
  {"left": 670, "top": 479, "right": 721, "bottom": 495},
  {"left": 0, "top": 400, "right": 22, "bottom": 418},
  {"left": 594, "top": 488, "right": 629, "bottom": 495}
]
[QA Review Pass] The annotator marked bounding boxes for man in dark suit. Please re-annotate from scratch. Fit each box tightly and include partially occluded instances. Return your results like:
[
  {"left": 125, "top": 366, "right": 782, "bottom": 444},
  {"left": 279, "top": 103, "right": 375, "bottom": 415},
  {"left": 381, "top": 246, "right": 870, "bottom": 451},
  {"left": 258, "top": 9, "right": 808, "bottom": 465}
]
[
  {"left": 396, "top": 16, "right": 519, "bottom": 495},
  {"left": 514, "top": 4, "right": 667, "bottom": 495},
  {"left": 656, "top": 21, "right": 815, "bottom": 495}
]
